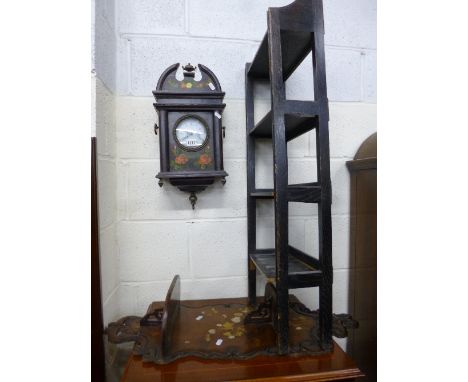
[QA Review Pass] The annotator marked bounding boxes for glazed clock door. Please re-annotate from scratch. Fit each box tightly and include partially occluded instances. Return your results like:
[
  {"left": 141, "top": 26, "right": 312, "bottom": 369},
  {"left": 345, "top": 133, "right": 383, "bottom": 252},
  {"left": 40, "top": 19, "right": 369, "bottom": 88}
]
[
  {"left": 174, "top": 115, "right": 208, "bottom": 151},
  {"left": 167, "top": 111, "right": 215, "bottom": 172}
]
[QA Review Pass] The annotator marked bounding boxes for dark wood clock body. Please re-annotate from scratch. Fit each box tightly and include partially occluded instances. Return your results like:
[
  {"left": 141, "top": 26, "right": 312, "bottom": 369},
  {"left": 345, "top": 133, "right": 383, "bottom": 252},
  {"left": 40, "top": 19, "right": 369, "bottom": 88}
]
[{"left": 153, "top": 63, "right": 228, "bottom": 207}]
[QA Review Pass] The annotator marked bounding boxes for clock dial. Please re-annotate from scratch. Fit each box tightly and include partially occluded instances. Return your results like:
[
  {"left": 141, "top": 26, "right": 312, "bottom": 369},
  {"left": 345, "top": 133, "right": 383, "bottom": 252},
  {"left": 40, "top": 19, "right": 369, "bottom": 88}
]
[{"left": 175, "top": 117, "right": 208, "bottom": 150}]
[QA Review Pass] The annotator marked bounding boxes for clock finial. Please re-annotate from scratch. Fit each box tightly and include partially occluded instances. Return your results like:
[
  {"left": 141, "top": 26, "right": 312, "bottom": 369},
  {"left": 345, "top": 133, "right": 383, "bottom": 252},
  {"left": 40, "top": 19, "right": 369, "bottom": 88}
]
[{"left": 182, "top": 63, "right": 196, "bottom": 78}]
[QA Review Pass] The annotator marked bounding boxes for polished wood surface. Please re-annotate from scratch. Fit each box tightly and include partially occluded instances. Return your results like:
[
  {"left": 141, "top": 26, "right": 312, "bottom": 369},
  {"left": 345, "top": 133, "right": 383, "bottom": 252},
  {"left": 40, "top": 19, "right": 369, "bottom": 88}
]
[
  {"left": 121, "top": 340, "right": 363, "bottom": 382},
  {"left": 123, "top": 295, "right": 334, "bottom": 364},
  {"left": 347, "top": 133, "right": 377, "bottom": 382}
]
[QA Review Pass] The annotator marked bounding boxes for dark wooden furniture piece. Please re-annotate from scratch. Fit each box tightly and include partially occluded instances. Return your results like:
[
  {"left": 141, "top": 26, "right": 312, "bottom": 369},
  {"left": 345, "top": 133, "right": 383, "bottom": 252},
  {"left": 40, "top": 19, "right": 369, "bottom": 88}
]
[
  {"left": 91, "top": 137, "right": 106, "bottom": 381},
  {"left": 120, "top": 340, "right": 363, "bottom": 382},
  {"left": 346, "top": 133, "right": 377, "bottom": 382},
  {"left": 154, "top": 63, "right": 228, "bottom": 209},
  {"left": 245, "top": 0, "right": 333, "bottom": 354},
  {"left": 107, "top": 276, "right": 357, "bottom": 365}
]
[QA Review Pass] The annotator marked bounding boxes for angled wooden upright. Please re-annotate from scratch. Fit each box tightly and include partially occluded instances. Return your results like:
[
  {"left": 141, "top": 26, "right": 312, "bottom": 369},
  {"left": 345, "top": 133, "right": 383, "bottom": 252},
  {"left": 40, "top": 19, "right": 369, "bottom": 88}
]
[{"left": 245, "top": 0, "right": 333, "bottom": 354}]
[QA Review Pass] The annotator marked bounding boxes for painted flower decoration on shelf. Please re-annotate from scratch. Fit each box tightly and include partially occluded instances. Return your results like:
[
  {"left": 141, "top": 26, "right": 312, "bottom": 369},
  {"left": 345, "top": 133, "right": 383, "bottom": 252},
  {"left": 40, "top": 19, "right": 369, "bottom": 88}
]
[
  {"left": 175, "top": 154, "right": 189, "bottom": 165},
  {"left": 198, "top": 154, "right": 212, "bottom": 169}
]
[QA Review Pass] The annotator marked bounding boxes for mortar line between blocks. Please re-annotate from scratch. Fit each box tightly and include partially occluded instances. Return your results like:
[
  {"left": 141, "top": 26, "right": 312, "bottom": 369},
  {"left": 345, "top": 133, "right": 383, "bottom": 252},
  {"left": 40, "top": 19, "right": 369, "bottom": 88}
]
[
  {"left": 121, "top": 276, "right": 248, "bottom": 286},
  {"left": 118, "top": 32, "right": 376, "bottom": 53},
  {"left": 122, "top": 216, "right": 248, "bottom": 223},
  {"left": 120, "top": 214, "right": 350, "bottom": 224},
  {"left": 120, "top": 32, "right": 262, "bottom": 45},
  {"left": 326, "top": 45, "right": 376, "bottom": 53},
  {"left": 97, "top": 154, "right": 116, "bottom": 162},
  {"left": 113, "top": 94, "right": 377, "bottom": 107}
]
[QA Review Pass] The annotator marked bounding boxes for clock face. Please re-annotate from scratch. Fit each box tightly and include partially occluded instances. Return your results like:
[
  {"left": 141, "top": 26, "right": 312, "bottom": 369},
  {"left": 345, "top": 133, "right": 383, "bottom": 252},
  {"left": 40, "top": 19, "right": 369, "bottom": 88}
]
[{"left": 174, "top": 116, "right": 208, "bottom": 150}]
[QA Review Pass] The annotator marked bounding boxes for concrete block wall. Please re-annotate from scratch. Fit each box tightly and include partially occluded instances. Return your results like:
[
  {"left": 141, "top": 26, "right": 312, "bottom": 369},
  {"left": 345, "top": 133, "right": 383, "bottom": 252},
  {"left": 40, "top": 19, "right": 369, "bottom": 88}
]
[
  {"left": 95, "top": 0, "right": 377, "bottom": 346},
  {"left": 94, "top": 0, "right": 120, "bottom": 325}
]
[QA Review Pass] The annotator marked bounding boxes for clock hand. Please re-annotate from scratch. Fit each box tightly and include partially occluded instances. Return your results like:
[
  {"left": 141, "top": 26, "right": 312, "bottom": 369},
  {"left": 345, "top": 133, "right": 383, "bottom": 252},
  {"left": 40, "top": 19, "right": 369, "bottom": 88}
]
[
  {"left": 188, "top": 130, "right": 203, "bottom": 136},
  {"left": 182, "top": 133, "right": 190, "bottom": 142}
]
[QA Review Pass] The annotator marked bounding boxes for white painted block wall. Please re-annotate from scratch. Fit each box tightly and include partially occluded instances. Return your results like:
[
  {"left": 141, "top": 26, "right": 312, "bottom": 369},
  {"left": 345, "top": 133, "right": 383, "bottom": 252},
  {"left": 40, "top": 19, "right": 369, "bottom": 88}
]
[
  {"left": 94, "top": 0, "right": 119, "bottom": 326},
  {"left": 95, "top": 0, "right": 377, "bottom": 349}
]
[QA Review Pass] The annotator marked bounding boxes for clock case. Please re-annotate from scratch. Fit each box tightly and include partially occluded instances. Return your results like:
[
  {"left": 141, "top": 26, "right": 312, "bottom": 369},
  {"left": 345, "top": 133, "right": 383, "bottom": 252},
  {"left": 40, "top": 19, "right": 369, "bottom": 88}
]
[{"left": 154, "top": 63, "right": 228, "bottom": 208}]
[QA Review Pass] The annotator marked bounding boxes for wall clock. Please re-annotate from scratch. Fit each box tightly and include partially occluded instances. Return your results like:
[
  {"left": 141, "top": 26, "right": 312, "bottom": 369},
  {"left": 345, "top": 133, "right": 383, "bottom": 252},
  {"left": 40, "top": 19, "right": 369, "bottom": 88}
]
[{"left": 153, "top": 63, "right": 228, "bottom": 209}]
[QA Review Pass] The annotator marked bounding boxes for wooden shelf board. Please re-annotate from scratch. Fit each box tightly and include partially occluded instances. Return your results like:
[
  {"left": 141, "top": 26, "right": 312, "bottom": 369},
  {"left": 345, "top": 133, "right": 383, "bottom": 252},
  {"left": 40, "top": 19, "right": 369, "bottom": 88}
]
[
  {"left": 250, "top": 249, "right": 322, "bottom": 288},
  {"left": 250, "top": 106, "right": 318, "bottom": 141},
  {"left": 250, "top": 189, "right": 275, "bottom": 199},
  {"left": 250, "top": 184, "right": 321, "bottom": 203},
  {"left": 288, "top": 183, "right": 321, "bottom": 203},
  {"left": 248, "top": 30, "right": 313, "bottom": 81}
]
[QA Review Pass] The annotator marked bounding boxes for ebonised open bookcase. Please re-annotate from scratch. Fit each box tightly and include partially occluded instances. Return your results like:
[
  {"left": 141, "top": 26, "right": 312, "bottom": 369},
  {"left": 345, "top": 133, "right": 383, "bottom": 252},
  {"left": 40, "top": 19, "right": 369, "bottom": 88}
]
[{"left": 245, "top": 0, "right": 333, "bottom": 354}]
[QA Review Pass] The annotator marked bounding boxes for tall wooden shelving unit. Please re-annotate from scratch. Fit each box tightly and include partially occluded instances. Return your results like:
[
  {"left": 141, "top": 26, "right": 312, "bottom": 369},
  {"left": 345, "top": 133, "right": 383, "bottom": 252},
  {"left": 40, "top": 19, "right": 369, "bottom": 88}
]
[{"left": 245, "top": 0, "right": 333, "bottom": 354}]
